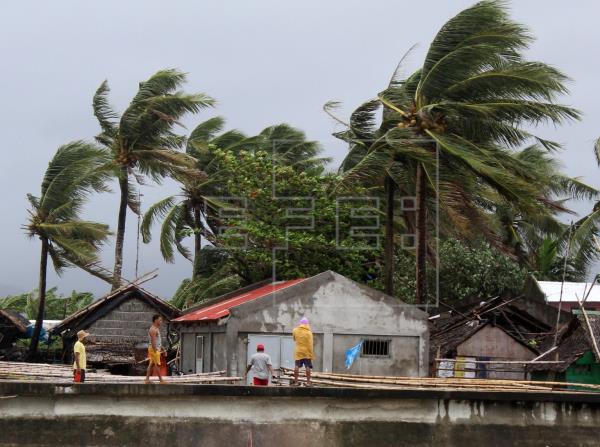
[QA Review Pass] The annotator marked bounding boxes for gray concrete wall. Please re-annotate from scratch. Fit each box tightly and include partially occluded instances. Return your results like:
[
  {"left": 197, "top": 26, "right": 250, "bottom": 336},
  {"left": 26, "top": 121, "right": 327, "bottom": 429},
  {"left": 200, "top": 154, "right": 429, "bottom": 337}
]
[
  {"left": 457, "top": 326, "right": 536, "bottom": 359},
  {"left": 456, "top": 326, "right": 536, "bottom": 380},
  {"left": 1, "top": 382, "right": 600, "bottom": 447},
  {"left": 230, "top": 271, "right": 429, "bottom": 376},
  {"left": 332, "top": 334, "right": 420, "bottom": 376},
  {"left": 175, "top": 271, "right": 429, "bottom": 376}
]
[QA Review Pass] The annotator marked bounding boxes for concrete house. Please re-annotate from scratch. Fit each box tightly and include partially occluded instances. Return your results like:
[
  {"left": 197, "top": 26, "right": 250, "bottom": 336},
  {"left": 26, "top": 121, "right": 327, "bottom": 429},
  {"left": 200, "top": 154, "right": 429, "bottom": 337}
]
[{"left": 172, "top": 271, "right": 429, "bottom": 379}]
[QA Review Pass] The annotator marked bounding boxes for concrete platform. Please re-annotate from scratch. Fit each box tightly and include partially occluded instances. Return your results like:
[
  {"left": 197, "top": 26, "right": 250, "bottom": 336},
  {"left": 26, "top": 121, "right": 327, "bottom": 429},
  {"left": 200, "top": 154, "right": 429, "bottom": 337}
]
[{"left": 1, "top": 381, "right": 600, "bottom": 446}]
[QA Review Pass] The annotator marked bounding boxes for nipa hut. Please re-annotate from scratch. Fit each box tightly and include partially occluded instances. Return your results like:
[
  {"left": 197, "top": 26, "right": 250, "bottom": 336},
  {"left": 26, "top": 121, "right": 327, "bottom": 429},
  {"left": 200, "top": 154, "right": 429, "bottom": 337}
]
[
  {"left": 430, "top": 296, "right": 553, "bottom": 379},
  {"left": 51, "top": 284, "right": 180, "bottom": 373},
  {"left": 529, "top": 315, "right": 600, "bottom": 385},
  {"left": 0, "top": 309, "right": 30, "bottom": 349}
]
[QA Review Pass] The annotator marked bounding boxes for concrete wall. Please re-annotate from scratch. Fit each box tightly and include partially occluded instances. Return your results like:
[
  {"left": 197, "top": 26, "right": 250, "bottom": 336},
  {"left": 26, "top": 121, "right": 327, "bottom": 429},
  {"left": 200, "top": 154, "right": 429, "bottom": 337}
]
[
  {"left": 455, "top": 326, "right": 537, "bottom": 380},
  {"left": 333, "top": 334, "right": 420, "bottom": 376},
  {"left": 2, "top": 382, "right": 600, "bottom": 447},
  {"left": 224, "top": 271, "right": 429, "bottom": 377},
  {"left": 457, "top": 326, "right": 535, "bottom": 360}
]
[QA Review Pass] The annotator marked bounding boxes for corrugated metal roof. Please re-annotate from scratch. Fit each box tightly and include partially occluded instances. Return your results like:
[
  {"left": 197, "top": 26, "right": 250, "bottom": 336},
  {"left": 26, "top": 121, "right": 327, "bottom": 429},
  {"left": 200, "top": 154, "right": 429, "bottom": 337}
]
[
  {"left": 537, "top": 281, "right": 600, "bottom": 303},
  {"left": 173, "top": 279, "right": 305, "bottom": 322}
]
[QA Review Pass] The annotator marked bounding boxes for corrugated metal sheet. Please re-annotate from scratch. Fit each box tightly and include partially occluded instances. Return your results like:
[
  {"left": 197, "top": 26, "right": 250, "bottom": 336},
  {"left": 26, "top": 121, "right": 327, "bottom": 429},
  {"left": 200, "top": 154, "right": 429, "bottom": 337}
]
[
  {"left": 173, "top": 279, "right": 305, "bottom": 322},
  {"left": 537, "top": 281, "right": 600, "bottom": 303}
]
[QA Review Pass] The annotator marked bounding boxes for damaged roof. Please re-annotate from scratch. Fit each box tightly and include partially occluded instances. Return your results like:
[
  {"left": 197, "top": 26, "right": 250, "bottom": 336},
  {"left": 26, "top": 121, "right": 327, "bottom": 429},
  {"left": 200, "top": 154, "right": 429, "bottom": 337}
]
[
  {"left": 173, "top": 279, "right": 305, "bottom": 323},
  {"left": 530, "top": 315, "right": 600, "bottom": 372},
  {"left": 430, "top": 296, "right": 552, "bottom": 359},
  {"left": 0, "top": 309, "right": 30, "bottom": 333}
]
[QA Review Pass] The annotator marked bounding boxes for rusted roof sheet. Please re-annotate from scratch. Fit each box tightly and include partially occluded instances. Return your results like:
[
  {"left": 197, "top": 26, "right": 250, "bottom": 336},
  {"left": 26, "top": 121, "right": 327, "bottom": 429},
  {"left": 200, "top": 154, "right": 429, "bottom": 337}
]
[{"left": 173, "top": 279, "right": 305, "bottom": 322}]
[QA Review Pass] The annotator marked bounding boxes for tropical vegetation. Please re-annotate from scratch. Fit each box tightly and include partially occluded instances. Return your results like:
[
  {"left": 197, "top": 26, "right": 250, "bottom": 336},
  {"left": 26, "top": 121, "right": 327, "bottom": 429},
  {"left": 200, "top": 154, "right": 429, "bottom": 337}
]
[{"left": 8, "top": 0, "right": 600, "bottom": 349}]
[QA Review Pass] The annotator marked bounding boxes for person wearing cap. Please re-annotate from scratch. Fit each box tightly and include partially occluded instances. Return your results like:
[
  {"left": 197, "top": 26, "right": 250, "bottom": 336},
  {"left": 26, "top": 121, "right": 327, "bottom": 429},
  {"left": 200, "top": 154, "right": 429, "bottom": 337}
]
[
  {"left": 245, "top": 344, "right": 275, "bottom": 386},
  {"left": 73, "top": 330, "right": 89, "bottom": 383},
  {"left": 292, "top": 317, "right": 314, "bottom": 386}
]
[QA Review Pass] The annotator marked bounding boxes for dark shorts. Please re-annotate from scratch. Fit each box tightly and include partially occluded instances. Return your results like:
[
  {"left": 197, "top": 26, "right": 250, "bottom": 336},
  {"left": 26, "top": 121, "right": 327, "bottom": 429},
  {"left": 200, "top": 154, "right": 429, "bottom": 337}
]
[
  {"left": 253, "top": 377, "right": 269, "bottom": 386},
  {"left": 73, "top": 369, "right": 86, "bottom": 383},
  {"left": 295, "top": 358, "right": 313, "bottom": 369}
]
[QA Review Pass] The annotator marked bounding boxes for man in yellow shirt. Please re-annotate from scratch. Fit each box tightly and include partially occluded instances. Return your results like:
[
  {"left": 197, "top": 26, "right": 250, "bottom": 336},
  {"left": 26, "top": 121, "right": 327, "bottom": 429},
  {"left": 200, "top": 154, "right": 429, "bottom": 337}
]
[
  {"left": 292, "top": 317, "right": 314, "bottom": 386},
  {"left": 73, "top": 330, "right": 89, "bottom": 383}
]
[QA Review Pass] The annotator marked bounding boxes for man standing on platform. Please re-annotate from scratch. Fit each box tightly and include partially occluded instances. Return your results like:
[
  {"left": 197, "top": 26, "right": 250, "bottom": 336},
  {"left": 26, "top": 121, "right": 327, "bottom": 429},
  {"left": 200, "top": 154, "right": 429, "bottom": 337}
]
[
  {"left": 245, "top": 344, "right": 275, "bottom": 386},
  {"left": 73, "top": 330, "right": 89, "bottom": 383},
  {"left": 145, "top": 314, "right": 165, "bottom": 384},
  {"left": 292, "top": 317, "right": 314, "bottom": 386}
]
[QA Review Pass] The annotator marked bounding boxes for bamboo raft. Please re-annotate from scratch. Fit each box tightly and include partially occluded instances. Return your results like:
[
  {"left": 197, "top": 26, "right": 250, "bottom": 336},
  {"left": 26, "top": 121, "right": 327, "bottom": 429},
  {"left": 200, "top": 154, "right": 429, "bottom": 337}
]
[
  {"left": 0, "top": 361, "right": 241, "bottom": 384},
  {"left": 278, "top": 368, "right": 600, "bottom": 393}
]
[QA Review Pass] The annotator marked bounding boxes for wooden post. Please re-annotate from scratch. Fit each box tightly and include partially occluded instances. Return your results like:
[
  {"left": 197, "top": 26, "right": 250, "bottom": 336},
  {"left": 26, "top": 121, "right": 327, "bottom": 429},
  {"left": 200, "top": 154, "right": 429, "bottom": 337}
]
[{"left": 576, "top": 294, "right": 600, "bottom": 361}]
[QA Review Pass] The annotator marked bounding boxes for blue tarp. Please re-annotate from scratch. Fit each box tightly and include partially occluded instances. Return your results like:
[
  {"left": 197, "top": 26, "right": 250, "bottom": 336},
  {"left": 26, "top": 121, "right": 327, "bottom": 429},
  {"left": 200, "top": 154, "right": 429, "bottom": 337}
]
[{"left": 345, "top": 340, "right": 363, "bottom": 369}]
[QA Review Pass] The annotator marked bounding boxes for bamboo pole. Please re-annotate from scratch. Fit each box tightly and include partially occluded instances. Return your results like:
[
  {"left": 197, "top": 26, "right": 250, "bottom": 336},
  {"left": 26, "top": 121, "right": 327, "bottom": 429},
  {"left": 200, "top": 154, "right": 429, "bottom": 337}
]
[{"left": 575, "top": 294, "right": 600, "bottom": 361}]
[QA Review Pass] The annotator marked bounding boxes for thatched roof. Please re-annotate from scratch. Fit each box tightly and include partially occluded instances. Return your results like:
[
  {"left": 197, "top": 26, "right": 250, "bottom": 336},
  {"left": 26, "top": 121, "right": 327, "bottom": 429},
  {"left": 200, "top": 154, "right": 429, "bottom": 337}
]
[
  {"left": 0, "top": 309, "right": 30, "bottom": 333},
  {"left": 529, "top": 315, "right": 600, "bottom": 372},
  {"left": 51, "top": 284, "right": 180, "bottom": 336},
  {"left": 430, "top": 296, "right": 552, "bottom": 360}
]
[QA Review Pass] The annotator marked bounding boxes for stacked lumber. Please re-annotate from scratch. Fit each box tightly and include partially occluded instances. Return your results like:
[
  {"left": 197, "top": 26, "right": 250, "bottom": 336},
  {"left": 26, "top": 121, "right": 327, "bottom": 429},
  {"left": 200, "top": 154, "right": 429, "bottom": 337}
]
[
  {"left": 0, "top": 361, "right": 241, "bottom": 384},
  {"left": 278, "top": 368, "right": 600, "bottom": 393}
]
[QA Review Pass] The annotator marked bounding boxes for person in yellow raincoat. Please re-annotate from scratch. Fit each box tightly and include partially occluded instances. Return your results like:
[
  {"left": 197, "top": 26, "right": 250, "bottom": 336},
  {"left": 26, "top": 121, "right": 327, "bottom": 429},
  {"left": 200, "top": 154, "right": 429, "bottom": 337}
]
[{"left": 292, "top": 317, "right": 314, "bottom": 386}]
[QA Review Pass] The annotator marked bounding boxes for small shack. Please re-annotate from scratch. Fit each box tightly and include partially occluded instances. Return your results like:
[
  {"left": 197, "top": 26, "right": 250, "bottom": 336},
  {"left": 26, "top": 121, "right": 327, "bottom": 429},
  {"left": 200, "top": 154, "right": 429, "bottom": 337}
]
[
  {"left": 430, "top": 296, "right": 553, "bottom": 379},
  {"left": 51, "top": 284, "right": 180, "bottom": 372},
  {"left": 0, "top": 310, "right": 30, "bottom": 349},
  {"left": 530, "top": 315, "right": 600, "bottom": 385},
  {"left": 172, "top": 271, "right": 429, "bottom": 379}
]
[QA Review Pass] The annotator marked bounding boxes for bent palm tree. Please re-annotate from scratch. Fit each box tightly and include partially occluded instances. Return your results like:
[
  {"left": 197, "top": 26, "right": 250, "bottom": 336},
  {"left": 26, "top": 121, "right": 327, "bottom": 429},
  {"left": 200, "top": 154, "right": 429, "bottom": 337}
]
[
  {"left": 335, "top": 1, "right": 580, "bottom": 304},
  {"left": 24, "top": 142, "right": 111, "bottom": 358},
  {"left": 141, "top": 117, "right": 247, "bottom": 279},
  {"left": 92, "top": 69, "right": 215, "bottom": 289},
  {"left": 567, "top": 138, "right": 600, "bottom": 272}
]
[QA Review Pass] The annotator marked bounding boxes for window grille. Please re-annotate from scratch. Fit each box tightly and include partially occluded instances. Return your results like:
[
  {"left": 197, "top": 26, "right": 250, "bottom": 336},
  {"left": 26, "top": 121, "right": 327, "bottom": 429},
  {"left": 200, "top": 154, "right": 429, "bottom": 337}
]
[{"left": 361, "top": 339, "right": 390, "bottom": 357}]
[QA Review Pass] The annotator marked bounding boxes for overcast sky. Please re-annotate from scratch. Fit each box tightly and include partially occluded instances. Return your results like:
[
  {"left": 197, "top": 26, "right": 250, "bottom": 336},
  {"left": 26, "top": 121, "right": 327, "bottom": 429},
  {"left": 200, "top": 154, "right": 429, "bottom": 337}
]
[{"left": 1, "top": 0, "right": 599, "bottom": 298}]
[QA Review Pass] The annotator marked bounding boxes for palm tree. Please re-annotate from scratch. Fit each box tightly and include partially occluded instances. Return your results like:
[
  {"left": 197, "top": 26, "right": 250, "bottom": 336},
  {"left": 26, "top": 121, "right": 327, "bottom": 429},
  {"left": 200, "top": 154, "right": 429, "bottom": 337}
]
[
  {"left": 369, "top": 0, "right": 580, "bottom": 303},
  {"left": 564, "top": 138, "right": 600, "bottom": 273},
  {"left": 141, "top": 117, "right": 247, "bottom": 279},
  {"left": 24, "top": 142, "right": 111, "bottom": 358},
  {"left": 142, "top": 120, "right": 330, "bottom": 274},
  {"left": 92, "top": 69, "right": 215, "bottom": 289}
]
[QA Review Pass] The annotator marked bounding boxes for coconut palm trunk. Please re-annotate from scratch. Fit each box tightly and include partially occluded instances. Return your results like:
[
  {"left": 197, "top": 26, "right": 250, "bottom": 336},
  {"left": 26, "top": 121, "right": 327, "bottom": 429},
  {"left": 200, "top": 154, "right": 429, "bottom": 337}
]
[
  {"left": 27, "top": 237, "right": 49, "bottom": 359},
  {"left": 415, "top": 163, "right": 428, "bottom": 305},
  {"left": 383, "top": 175, "right": 395, "bottom": 295},
  {"left": 192, "top": 205, "right": 202, "bottom": 280},
  {"left": 112, "top": 166, "right": 129, "bottom": 290}
]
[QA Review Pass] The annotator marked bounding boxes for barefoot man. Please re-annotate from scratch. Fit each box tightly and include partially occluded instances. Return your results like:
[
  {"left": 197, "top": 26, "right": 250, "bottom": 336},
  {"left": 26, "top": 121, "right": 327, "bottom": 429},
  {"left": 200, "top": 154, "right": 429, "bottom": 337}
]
[
  {"left": 145, "top": 314, "right": 165, "bottom": 383},
  {"left": 293, "top": 317, "right": 314, "bottom": 386}
]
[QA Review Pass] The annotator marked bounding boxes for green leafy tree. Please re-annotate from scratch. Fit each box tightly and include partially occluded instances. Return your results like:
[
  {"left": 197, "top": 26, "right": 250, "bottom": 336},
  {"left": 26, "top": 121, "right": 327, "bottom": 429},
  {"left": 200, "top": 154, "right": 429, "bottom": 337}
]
[
  {"left": 392, "top": 239, "right": 526, "bottom": 305},
  {"left": 92, "top": 69, "right": 215, "bottom": 289},
  {"left": 170, "top": 149, "right": 380, "bottom": 308},
  {"left": 24, "top": 142, "right": 111, "bottom": 358},
  {"left": 143, "top": 121, "right": 331, "bottom": 307}
]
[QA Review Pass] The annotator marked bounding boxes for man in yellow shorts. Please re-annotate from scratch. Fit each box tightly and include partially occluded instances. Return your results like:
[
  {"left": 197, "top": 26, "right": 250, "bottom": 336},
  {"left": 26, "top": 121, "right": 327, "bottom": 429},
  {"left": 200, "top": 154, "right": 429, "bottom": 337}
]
[{"left": 145, "top": 314, "right": 165, "bottom": 383}]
